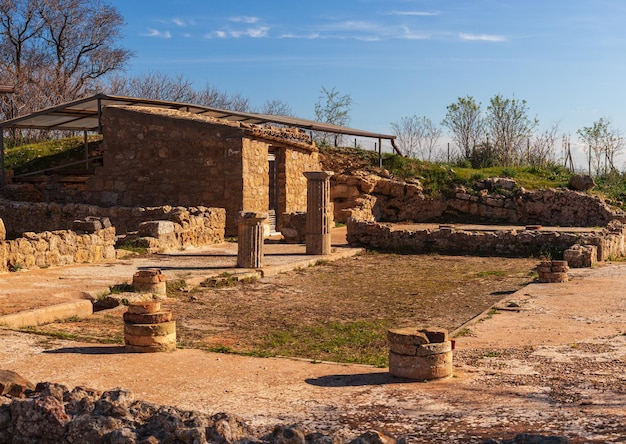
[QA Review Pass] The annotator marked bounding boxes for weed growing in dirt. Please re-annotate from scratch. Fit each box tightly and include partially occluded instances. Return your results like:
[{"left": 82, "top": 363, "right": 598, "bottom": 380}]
[
  {"left": 110, "top": 284, "right": 135, "bottom": 294},
  {"left": 454, "top": 328, "right": 473, "bottom": 337},
  {"left": 166, "top": 279, "right": 188, "bottom": 296}
]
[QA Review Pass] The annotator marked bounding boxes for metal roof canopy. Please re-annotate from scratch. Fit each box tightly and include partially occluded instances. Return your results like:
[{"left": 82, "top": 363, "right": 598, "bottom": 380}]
[
  {"left": 0, "top": 93, "right": 400, "bottom": 186},
  {"left": 0, "top": 93, "right": 397, "bottom": 141}
]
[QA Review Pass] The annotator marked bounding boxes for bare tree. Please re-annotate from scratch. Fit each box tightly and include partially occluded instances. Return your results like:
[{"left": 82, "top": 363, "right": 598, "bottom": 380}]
[
  {"left": 313, "top": 86, "right": 352, "bottom": 146},
  {"left": 260, "top": 99, "right": 293, "bottom": 116},
  {"left": 442, "top": 96, "right": 484, "bottom": 160},
  {"left": 527, "top": 121, "right": 559, "bottom": 166},
  {"left": 485, "top": 94, "right": 538, "bottom": 166},
  {"left": 391, "top": 115, "right": 442, "bottom": 161},
  {"left": 577, "top": 117, "right": 624, "bottom": 176},
  {"left": 106, "top": 72, "right": 253, "bottom": 112},
  {"left": 0, "top": 0, "right": 132, "bottom": 121},
  {"left": 107, "top": 71, "right": 196, "bottom": 102}
]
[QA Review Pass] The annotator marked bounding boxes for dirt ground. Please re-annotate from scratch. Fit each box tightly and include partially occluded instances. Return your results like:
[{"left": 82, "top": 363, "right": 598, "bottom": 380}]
[
  {"left": 1, "top": 232, "right": 626, "bottom": 442},
  {"left": 29, "top": 253, "right": 539, "bottom": 366}
]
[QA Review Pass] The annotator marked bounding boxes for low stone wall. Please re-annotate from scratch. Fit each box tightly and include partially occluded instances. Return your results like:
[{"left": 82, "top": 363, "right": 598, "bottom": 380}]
[
  {"left": 346, "top": 219, "right": 626, "bottom": 262},
  {"left": 0, "top": 199, "right": 225, "bottom": 241},
  {"left": 124, "top": 208, "right": 226, "bottom": 252},
  {"left": 332, "top": 172, "right": 626, "bottom": 227},
  {"left": 0, "top": 222, "right": 116, "bottom": 273}
]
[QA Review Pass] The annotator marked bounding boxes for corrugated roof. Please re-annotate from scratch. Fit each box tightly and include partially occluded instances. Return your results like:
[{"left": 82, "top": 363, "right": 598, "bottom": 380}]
[{"left": 0, "top": 93, "right": 396, "bottom": 141}]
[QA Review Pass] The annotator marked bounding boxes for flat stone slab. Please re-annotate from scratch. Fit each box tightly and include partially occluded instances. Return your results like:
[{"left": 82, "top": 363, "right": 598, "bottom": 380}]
[{"left": 0, "top": 299, "right": 93, "bottom": 328}]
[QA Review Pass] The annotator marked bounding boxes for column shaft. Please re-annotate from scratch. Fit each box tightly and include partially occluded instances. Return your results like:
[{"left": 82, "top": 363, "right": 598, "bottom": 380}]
[
  {"left": 304, "top": 171, "right": 334, "bottom": 255},
  {"left": 237, "top": 212, "right": 267, "bottom": 268}
]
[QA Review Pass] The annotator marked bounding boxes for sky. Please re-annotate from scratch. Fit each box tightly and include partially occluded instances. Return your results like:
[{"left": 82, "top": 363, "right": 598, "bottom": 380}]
[{"left": 106, "top": 0, "right": 626, "bottom": 168}]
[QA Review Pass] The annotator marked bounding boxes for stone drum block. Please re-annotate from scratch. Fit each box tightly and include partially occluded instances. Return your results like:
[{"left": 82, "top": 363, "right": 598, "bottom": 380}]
[
  {"left": 124, "top": 302, "right": 176, "bottom": 353},
  {"left": 132, "top": 268, "right": 167, "bottom": 295},
  {"left": 388, "top": 327, "right": 453, "bottom": 380}
]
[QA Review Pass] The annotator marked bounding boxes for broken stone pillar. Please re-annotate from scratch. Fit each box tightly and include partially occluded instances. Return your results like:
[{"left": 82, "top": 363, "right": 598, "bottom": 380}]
[
  {"left": 304, "top": 171, "right": 334, "bottom": 255},
  {"left": 237, "top": 212, "right": 267, "bottom": 268},
  {"left": 388, "top": 327, "right": 453, "bottom": 380},
  {"left": 132, "top": 268, "right": 167, "bottom": 296},
  {"left": 124, "top": 301, "right": 176, "bottom": 353},
  {"left": 536, "top": 260, "right": 569, "bottom": 282}
]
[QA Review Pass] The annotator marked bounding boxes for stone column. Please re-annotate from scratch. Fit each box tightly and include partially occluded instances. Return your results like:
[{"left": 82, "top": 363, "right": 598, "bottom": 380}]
[
  {"left": 304, "top": 171, "right": 334, "bottom": 255},
  {"left": 237, "top": 212, "right": 267, "bottom": 268}
]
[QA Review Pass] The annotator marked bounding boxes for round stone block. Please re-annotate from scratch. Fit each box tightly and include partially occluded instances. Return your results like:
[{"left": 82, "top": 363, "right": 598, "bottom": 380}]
[
  {"left": 123, "top": 310, "right": 173, "bottom": 324},
  {"left": 124, "top": 332, "right": 176, "bottom": 347},
  {"left": 551, "top": 265, "right": 569, "bottom": 273},
  {"left": 127, "top": 301, "right": 161, "bottom": 314},
  {"left": 124, "top": 320, "right": 176, "bottom": 337},
  {"left": 132, "top": 281, "right": 167, "bottom": 295},
  {"left": 387, "top": 328, "right": 430, "bottom": 345},
  {"left": 414, "top": 341, "right": 452, "bottom": 357},
  {"left": 389, "top": 349, "right": 453, "bottom": 380}
]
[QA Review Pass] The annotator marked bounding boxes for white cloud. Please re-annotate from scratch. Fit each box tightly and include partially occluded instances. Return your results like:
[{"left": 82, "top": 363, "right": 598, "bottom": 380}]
[
  {"left": 460, "top": 32, "right": 506, "bottom": 42},
  {"left": 171, "top": 18, "right": 188, "bottom": 27},
  {"left": 400, "top": 26, "right": 430, "bottom": 40},
  {"left": 141, "top": 28, "right": 172, "bottom": 39},
  {"left": 247, "top": 26, "right": 270, "bottom": 38},
  {"left": 280, "top": 32, "right": 321, "bottom": 39},
  {"left": 230, "top": 16, "right": 259, "bottom": 24},
  {"left": 215, "top": 26, "right": 270, "bottom": 39}
]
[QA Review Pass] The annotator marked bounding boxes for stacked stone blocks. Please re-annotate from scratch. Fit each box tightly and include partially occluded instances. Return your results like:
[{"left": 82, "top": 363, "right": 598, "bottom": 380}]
[
  {"left": 388, "top": 327, "right": 453, "bottom": 380},
  {"left": 124, "top": 301, "right": 176, "bottom": 353},
  {"left": 132, "top": 269, "right": 167, "bottom": 296},
  {"left": 536, "top": 260, "right": 570, "bottom": 283}
]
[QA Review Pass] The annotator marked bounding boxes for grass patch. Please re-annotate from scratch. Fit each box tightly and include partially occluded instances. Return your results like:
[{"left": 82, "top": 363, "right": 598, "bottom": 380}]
[
  {"left": 166, "top": 279, "right": 189, "bottom": 297},
  {"left": 250, "top": 319, "right": 390, "bottom": 367},
  {"left": 110, "top": 284, "right": 135, "bottom": 294},
  {"left": 6, "top": 135, "right": 102, "bottom": 175},
  {"left": 476, "top": 270, "right": 507, "bottom": 278},
  {"left": 454, "top": 328, "right": 473, "bottom": 337},
  {"left": 116, "top": 240, "right": 148, "bottom": 255}
]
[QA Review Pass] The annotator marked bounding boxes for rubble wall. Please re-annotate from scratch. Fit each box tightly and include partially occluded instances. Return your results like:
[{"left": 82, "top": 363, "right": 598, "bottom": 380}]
[
  {"left": 346, "top": 219, "right": 626, "bottom": 261},
  {"left": 0, "top": 226, "right": 116, "bottom": 273},
  {"left": 332, "top": 173, "right": 626, "bottom": 227},
  {"left": 0, "top": 199, "right": 224, "bottom": 241}
]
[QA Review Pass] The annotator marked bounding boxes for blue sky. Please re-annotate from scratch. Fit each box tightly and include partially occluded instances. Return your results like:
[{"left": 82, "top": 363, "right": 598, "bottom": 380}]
[{"left": 107, "top": 0, "right": 626, "bottom": 166}]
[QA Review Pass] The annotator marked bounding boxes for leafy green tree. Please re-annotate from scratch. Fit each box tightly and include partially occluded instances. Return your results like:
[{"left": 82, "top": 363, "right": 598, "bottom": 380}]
[
  {"left": 485, "top": 94, "right": 538, "bottom": 166},
  {"left": 442, "top": 96, "right": 484, "bottom": 160}
]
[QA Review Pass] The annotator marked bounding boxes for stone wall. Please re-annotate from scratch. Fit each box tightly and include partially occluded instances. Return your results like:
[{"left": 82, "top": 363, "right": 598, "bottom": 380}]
[
  {"left": 130, "top": 208, "right": 226, "bottom": 253},
  {"left": 277, "top": 147, "right": 320, "bottom": 230},
  {"left": 332, "top": 172, "right": 626, "bottom": 227},
  {"left": 0, "top": 199, "right": 225, "bottom": 242},
  {"left": 346, "top": 219, "right": 626, "bottom": 262},
  {"left": 85, "top": 106, "right": 247, "bottom": 234},
  {"left": 0, "top": 221, "right": 115, "bottom": 273}
]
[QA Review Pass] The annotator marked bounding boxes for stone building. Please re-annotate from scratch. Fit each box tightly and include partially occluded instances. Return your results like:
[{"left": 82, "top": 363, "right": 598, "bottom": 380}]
[
  {"left": 0, "top": 95, "right": 396, "bottom": 236},
  {"left": 86, "top": 105, "right": 319, "bottom": 234}
]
